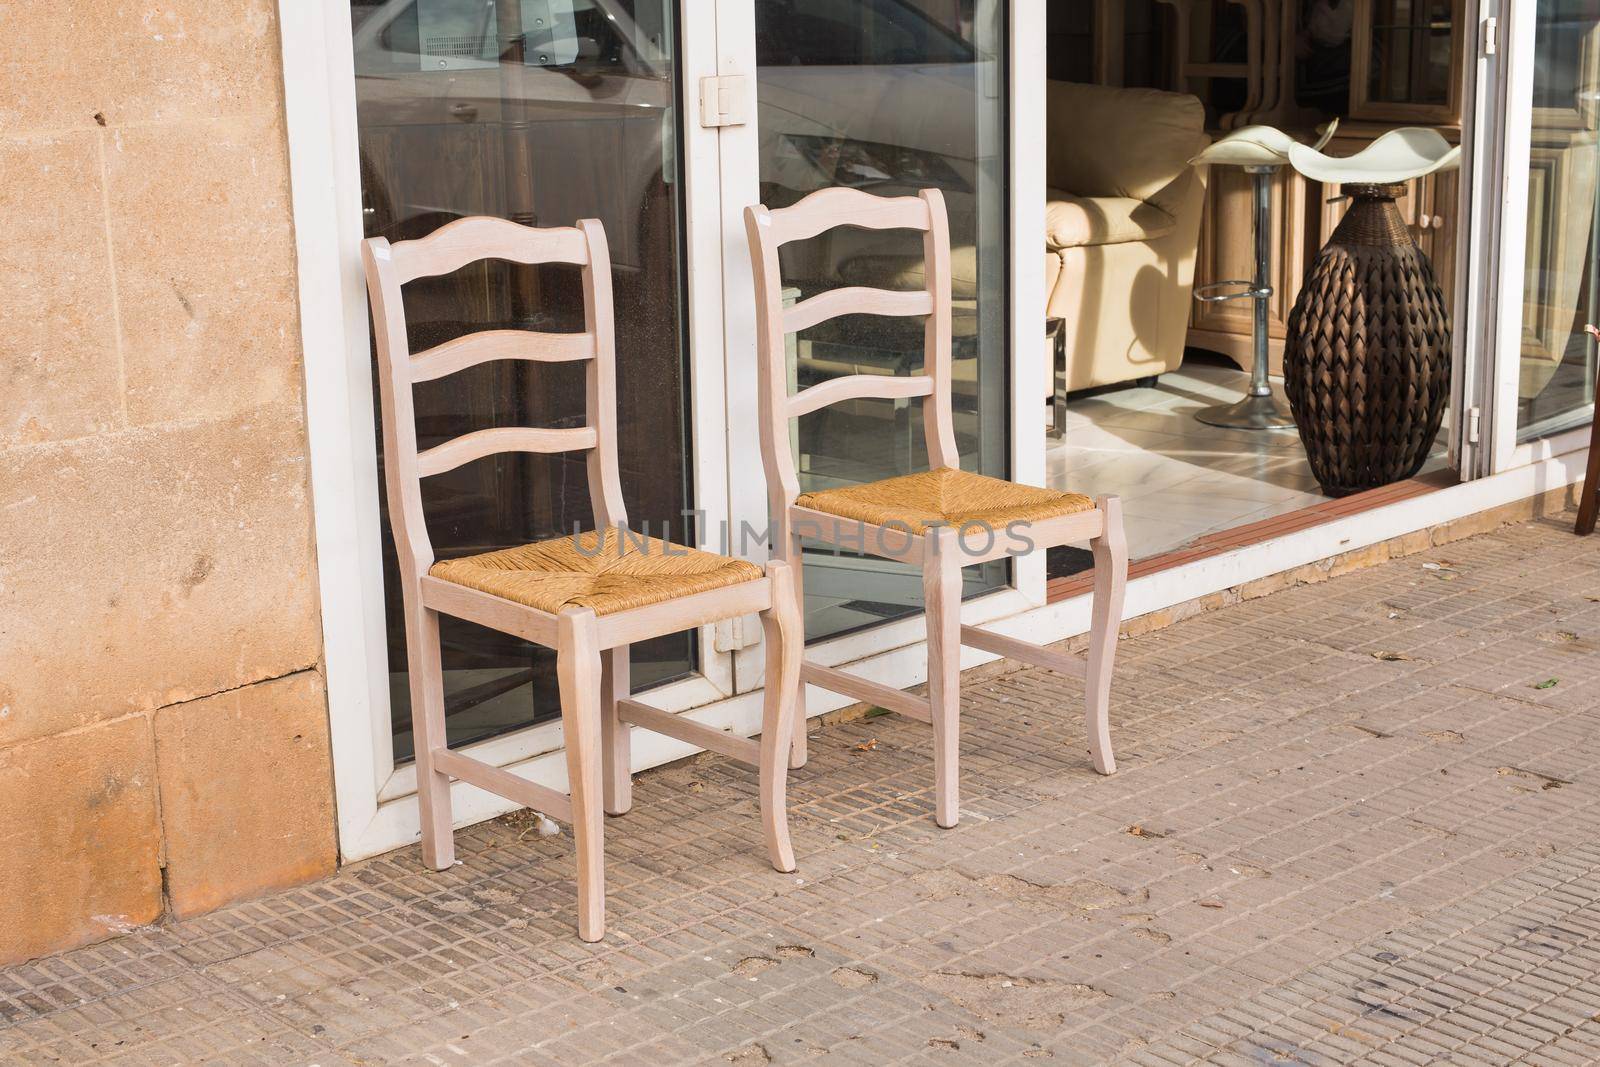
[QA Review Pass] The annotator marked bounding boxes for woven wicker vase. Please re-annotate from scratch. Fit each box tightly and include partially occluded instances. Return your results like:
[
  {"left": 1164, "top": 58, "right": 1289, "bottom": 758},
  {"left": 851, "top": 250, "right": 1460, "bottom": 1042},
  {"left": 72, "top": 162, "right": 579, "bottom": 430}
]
[{"left": 1283, "top": 183, "right": 1451, "bottom": 497}]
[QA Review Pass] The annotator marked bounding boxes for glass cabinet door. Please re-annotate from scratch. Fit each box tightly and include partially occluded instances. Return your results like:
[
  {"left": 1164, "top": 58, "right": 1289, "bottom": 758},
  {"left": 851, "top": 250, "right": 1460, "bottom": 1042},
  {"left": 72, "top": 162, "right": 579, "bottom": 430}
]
[{"left": 1351, "top": 0, "right": 1464, "bottom": 122}]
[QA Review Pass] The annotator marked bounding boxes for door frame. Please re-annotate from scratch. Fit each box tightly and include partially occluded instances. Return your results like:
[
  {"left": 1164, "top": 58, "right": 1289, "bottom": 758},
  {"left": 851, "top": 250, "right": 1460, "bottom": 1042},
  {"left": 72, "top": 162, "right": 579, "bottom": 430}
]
[
  {"left": 279, "top": 1, "right": 744, "bottom": 861},
  {"left": 281, "top": 0, "right": 1597, "bottom": 865}
]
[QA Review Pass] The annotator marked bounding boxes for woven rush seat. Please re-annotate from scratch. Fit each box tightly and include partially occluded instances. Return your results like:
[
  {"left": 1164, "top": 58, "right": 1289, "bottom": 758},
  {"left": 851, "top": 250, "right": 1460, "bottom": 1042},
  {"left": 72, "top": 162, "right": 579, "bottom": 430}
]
[
  {"left": 796, "top": 466, "right": 1094, "bottom": 535},
  {"left": 430, "top": 528, "right": 763, "bottom": 616}
]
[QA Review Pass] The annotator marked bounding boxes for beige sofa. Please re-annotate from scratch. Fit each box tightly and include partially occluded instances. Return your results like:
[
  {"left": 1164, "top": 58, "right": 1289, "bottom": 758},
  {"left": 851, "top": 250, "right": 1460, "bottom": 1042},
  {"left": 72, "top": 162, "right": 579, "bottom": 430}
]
[{"left": 1046, "top": 81, "right": 1210, "bottom": 395}]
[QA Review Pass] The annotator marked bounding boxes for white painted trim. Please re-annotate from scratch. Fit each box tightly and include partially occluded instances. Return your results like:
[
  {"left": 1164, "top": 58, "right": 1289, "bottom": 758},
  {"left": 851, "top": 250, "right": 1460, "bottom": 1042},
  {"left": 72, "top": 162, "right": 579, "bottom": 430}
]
[
  {"left": 1507, "top": 423, "right": 1596, "bottom": 468},
  {"left": 678, "top": 0, "right": 739, "bottom": 698},
  {"left": 1480, "top": 0, "right": 1597, "bottom": 470}
]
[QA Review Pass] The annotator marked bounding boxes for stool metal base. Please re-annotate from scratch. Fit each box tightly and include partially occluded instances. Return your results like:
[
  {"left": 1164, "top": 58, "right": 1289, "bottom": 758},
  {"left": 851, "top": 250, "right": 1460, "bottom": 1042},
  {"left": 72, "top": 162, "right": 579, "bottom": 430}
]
[{"left": 1195, "top": 389, "right": 1296, "bottom": 430}]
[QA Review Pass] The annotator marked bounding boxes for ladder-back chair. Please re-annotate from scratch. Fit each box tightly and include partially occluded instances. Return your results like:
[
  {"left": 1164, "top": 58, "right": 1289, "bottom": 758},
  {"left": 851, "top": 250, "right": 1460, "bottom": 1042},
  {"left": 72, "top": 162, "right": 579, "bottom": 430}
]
[
  {"left": 744, "top": 187, "right": 1127, "bottom": 829},
  {"left": 363, "top": 216, "right": 801, "bottom": 942}
]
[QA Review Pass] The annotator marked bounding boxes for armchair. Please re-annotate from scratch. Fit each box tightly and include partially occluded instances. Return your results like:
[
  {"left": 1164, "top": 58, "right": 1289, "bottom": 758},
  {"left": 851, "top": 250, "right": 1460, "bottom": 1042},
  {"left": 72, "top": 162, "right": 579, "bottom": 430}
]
[{"left": 1045, "top": 81, "right": 1210, "bottom": 395}]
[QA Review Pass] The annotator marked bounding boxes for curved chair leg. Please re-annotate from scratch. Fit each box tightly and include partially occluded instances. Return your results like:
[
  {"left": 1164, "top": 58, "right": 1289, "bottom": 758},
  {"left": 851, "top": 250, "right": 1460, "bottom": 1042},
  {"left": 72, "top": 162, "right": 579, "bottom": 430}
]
[
  {"left": 406, "top": 605, "right": 455, "bottom": 871},
  {"left": 759, "top": 561, "right": 801, "bottom": 873},
  {"left": 780, "top": 521, "right": 809, "bottom": 769},
  {"left": 924, "top": 526, "right": 963, "bottom": 828},
  {"left": 557, "top": 609, "right": 606, "bottom": 942},
  {"left": 601, "top": 645, "right": 632, "bottom": 816},
  {"left": 1085, "top": 496, "right": 1126, "bottom": 775}
]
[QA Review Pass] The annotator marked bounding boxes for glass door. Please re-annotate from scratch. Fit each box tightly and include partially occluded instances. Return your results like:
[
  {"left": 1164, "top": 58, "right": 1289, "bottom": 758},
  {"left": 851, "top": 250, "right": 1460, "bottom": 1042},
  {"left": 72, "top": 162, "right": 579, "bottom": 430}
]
[
  {"left": 349, "top": 0, "right": 718, "bottom": 763},
  {"left": 726, "top": 0, "right": 1014, "bottom": 645},
  {"left": 1485, "top": 0, "right": 1600, "bottom": 465}
]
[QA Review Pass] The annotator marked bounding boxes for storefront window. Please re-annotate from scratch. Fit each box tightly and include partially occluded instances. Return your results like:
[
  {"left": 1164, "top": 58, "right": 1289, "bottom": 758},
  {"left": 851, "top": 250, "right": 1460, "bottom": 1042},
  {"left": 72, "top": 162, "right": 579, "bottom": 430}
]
[
  {"left": 1517, "top": 0, "right": 1600, "bottom": 440},
  {"left": 754, "top": 0, "right": 1010, "bottom": 640},
  {"left": 350, "top": 0, "right": 692, "bottom": 760}
]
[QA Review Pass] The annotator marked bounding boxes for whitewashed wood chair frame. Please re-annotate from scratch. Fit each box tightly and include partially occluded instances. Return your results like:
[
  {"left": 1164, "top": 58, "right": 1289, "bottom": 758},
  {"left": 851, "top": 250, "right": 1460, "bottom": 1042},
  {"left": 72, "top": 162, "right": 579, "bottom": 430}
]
[
  {"left": 363, "top": 216, "right": 802, "bottom": 942},
  {"left": 744, "top": 187, "right": 1127, "bottom": 828}
]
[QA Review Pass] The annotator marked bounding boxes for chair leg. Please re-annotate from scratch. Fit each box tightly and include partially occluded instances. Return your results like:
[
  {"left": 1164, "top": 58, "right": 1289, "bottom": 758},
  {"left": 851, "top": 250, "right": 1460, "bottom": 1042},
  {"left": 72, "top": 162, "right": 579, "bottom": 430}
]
[
  {"left": 1576, "top": 425, "right": 1600, "bottom": 535},
  {"left": 1086, "top": 496, "right": 1127, "bottom": 775},
  {"left": 407, "top": 605, "right": 455, "bottom": 871},
  {"left": 759, "top": 560, "right": 801, "bottom": 873},
  {"left": 600, "top": 645, "right": 632, "bottom": 816},
  {"left": 779, "top": 520, "right": 809, "bottom": 769},
  {"left": 923, "top": 527, "right": 963, "bottom": 828},
  {"left": 557, "top": 609, "right": 606, "bottom": 942}
]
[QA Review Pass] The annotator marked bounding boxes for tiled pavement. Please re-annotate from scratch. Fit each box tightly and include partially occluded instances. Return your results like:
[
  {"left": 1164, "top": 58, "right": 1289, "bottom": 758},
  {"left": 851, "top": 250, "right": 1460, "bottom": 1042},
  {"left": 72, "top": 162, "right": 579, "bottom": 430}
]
[{"left": 4, "top": 514, "right": 1600, "bottom": 1065}]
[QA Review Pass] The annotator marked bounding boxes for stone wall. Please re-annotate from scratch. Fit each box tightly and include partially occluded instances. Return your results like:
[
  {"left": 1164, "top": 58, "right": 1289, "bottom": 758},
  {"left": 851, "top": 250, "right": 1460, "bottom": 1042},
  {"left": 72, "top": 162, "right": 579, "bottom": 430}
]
[{"left": 0, "top": 2, "right": 333, "bottom": 965}]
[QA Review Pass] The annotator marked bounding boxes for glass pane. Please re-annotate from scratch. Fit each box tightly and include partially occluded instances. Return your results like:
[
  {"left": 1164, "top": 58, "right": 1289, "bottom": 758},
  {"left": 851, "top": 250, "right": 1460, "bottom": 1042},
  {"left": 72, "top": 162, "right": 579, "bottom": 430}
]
[
  {"left": 1517, "top": 0, "right": 1600, "bottom": 440},
  {"left": 1365, "top": 0, "right": 1455, "bottom": 107},
  {"left": 351, "top": 0, "right": 693, "bottom": 761},
  {"left": 754, "top": 0, "right": 1009, "bottom": 641}
]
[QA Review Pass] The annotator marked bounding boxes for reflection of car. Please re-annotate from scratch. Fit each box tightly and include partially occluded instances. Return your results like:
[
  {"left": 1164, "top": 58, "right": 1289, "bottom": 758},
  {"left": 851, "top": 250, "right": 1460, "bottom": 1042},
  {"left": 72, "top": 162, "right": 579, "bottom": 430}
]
[
  {"left": 353, "top": 0, "right": 993, "bottom": 266},
  {"left": 353, "top": 0, "right": 676, "bottom": 267}
]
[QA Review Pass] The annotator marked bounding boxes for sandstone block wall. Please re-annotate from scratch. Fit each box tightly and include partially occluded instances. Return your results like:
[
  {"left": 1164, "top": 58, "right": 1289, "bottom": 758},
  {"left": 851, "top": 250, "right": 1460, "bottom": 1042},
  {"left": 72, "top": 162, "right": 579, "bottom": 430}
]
[{"left": 0, "top": 2, "right": 334, "bottom": 965}]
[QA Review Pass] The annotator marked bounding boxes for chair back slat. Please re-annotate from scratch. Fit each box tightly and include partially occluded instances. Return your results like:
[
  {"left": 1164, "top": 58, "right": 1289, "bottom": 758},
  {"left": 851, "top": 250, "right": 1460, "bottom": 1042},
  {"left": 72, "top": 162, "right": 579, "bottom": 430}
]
[
  {"left": 362, "top": 216, "right": 624, "bottom": 581},
  {"left": 410, "top": 330, "right": 595, "bottom": 382},
  {"left": 760, "top": 187, "right": 931, "bottom": 246},
  {"left": 783, "top": 287, "right": 933, "bottom": 335},
  {"left": 386, "top": 216, "right": 588, "bottom": 284},
  {"left": 789, "top": 374, "right": 933, "bottom": 420},
  {"left": 744, "top": 186, "right": 958, "bottom": 515},
  {"left": 416, "top": 426, "right": 600, "bottom": 478}
]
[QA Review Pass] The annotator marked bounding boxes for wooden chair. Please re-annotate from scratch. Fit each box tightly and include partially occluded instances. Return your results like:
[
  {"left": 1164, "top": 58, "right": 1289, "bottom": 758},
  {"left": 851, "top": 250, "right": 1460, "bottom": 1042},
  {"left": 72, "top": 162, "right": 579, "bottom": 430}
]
[
  {"left": 744, "top": 187, "right": 1128, "bottom": 829},
  {"left": 363, "top": 216, "right": 802, "bottom": 942}
]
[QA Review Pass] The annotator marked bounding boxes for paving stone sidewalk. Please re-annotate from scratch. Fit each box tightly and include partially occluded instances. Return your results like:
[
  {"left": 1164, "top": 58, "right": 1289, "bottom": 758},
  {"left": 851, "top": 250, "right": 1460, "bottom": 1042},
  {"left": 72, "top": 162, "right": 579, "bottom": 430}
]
[{"left": 4, "top": 514, "right": 1600, "bottom": 1066}]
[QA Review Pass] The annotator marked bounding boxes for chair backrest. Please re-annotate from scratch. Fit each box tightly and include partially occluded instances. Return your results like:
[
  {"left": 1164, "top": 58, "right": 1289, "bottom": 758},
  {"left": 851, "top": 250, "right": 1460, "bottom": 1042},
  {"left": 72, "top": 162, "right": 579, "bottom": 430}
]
[
  {"left": 744, "top": 186, "right": 957, "bottom": 514},
  {"left": 362, "top": 216, "right": 625, "bottom": 581}
]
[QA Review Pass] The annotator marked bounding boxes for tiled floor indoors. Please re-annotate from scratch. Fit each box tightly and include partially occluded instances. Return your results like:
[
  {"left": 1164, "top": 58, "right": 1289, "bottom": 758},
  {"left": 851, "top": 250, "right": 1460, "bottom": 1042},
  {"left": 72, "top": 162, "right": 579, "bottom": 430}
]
[
  {"left": 1049, "top": 356, "right": 1450, "bottom": 560},
  {"left": 5, "top": 514, "right": 1600, "bottom": 1066}
]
